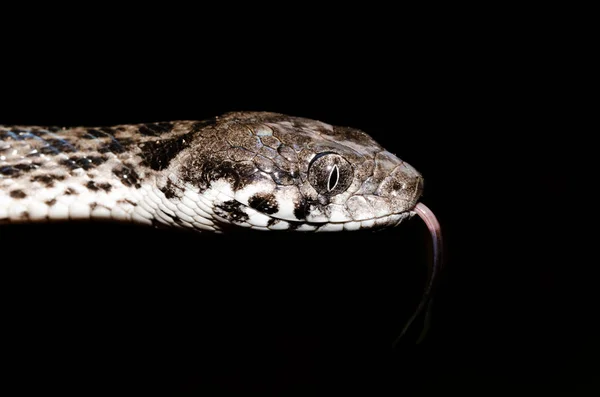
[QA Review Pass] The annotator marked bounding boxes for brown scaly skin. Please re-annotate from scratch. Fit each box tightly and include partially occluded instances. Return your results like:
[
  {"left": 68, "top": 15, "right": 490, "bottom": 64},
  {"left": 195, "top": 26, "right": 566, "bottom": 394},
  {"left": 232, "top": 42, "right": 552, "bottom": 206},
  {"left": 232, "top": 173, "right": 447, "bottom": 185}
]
[{"left": 1, "top": 112, "right": 423, "bottom": 232}]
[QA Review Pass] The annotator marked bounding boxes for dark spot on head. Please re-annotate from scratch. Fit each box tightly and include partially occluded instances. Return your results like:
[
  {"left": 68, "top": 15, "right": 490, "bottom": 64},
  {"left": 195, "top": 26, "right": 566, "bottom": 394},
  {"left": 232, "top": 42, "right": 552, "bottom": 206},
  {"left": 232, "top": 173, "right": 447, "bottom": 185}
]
[
  {"left": 267, "top": 218, "right": 279, "bottom": 227},
  {"left": 182, "top": 157, "right": 245, "bottom": 193},
  {"left": 90, "top": 202, "right": 98, "bottom": 210},
  {"left": 293, "top": 198, "right": 307, "bottom": 220},
  {"left": 112, "top": 165, "right": 141, "bottom": 188},
  {"left": 139, "top": 132, "right": 194, "bottom": 171},
  {"left": 86, "top": 181, "right": 99, "bottom": 191},
  {"left": 9, "top": 189, "right": 27, "bottom": 199},
  {"left": 138, "top": 122, "right": 175, "bottom": 136},
  {"left": 215, "top": 200, "right": 249, "bottom": 224},
  {"left": 248, "top": 193, "right": 279, "bottom": 215},
  {"left": 45, "top": 199, "right": 57, "bottom": 206}
]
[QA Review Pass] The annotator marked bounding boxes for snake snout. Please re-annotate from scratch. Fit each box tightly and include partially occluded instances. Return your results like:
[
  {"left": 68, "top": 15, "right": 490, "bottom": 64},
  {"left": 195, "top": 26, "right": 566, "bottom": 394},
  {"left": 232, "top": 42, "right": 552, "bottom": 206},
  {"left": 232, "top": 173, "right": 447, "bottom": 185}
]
[{"left": 375, "top": 161, "right": 423, "bottom": 213}]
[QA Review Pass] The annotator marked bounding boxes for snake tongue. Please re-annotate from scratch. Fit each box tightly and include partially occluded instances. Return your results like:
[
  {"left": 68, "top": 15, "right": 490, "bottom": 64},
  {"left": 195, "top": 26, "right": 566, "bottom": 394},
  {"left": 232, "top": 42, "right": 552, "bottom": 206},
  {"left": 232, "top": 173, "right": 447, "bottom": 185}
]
[{"left": 393, "top": 202, "right": 443, "bottom": 347}]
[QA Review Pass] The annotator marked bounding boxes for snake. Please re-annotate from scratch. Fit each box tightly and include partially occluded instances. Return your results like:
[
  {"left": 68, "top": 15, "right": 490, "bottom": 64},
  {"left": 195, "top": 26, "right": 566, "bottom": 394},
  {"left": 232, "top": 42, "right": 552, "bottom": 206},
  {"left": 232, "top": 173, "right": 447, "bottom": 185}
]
[{"left": 0, "top": 111, "right": 442, "bottom": 347}]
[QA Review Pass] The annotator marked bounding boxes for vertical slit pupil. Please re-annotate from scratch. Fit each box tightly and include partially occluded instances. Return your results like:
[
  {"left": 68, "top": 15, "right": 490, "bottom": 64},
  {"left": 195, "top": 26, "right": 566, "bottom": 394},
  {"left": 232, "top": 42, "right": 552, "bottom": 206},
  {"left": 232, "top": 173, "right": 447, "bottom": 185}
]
[{"left": 328, "top": 165, "right": 339, "bottom": 191}]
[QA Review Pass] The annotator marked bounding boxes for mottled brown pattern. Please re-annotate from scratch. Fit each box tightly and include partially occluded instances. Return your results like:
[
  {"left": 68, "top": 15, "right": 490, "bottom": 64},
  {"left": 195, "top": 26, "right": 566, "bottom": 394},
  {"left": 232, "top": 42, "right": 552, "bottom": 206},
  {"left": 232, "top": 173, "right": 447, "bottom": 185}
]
[{"left": 1, "top": 112, "right": 423, "bottom": 231}]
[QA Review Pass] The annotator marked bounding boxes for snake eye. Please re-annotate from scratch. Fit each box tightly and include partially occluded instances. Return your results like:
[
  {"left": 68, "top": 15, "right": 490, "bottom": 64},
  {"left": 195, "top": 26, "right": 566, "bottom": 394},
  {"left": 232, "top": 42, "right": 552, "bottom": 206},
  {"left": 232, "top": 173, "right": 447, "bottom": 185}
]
[{"left": 308, "top": 152, "right": 353, "bottom": 195}]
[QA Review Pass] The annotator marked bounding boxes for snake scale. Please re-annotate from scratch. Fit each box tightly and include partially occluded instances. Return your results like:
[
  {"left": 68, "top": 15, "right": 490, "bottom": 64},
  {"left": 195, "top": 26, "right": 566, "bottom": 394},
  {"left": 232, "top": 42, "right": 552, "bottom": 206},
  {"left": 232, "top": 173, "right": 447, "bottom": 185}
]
[{"left": 0, "top": 111, "right": 442, "bottom": 346}]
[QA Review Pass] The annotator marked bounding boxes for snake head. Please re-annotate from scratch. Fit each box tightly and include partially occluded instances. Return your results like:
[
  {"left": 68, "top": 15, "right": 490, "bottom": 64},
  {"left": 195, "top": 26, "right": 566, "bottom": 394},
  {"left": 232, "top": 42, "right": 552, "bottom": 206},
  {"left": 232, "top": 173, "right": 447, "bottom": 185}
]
[{"left": 170, "top": 112, "right": 423, "bottom": 232}]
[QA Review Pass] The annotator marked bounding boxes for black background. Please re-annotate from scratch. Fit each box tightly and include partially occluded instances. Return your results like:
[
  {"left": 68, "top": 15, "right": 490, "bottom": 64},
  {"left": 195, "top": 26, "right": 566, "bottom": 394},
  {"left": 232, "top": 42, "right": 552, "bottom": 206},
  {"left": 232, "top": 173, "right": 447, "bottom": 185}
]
[{"left": 1, "top": 19, "right": 595, "bottom": 395}]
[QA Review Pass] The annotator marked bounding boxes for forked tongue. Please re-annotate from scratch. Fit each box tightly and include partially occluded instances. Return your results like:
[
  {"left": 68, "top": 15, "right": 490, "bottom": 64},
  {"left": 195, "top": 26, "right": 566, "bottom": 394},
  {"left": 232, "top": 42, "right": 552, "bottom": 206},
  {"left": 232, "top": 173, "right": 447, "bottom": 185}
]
[{"left": 393, "top": 202, "right": 443, "bottom": 348}]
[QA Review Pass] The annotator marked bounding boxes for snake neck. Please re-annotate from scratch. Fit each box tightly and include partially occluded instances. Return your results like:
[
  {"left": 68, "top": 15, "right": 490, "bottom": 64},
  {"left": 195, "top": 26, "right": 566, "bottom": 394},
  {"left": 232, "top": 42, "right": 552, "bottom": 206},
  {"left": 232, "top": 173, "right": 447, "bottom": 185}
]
[{"left": 0, "top": 121, "right": 220, "bottom": 230}]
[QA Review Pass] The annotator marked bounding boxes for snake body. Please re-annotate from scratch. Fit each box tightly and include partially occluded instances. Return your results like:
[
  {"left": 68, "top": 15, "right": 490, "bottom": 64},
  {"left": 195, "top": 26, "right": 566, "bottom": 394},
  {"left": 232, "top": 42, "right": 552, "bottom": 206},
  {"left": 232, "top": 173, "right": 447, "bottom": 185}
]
[
  {"left": 0, "top": 112, "right": 423, "bottom": 232},
  {"left": 1, "top": 111, "right": 440, "bottom": 347}
]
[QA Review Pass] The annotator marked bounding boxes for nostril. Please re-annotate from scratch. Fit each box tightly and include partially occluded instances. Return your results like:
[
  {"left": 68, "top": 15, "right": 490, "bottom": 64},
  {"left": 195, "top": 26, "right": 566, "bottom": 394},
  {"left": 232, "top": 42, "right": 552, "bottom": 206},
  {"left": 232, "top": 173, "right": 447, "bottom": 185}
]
[{"left": 390, "top": 182, "right": 406, "bottom": 197}]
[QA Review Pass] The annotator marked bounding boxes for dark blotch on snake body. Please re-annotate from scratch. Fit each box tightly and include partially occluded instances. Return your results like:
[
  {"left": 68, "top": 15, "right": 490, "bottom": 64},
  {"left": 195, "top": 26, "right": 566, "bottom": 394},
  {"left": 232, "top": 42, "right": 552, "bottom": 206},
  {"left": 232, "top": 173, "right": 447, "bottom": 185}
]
[
  {"left": 98, "top": 138, "right": 135, "bottom": 154},
  {"left": 248, "top": 193, "right": 279, "bottom": 214},
  {"left": 215, "top": 200, "right": 249, "bottom": 223},
  {"left": 31, "top": 174, "right": 65, "bottom": 187},
  {"left": 267, "top": 218, "right": 286, "bottom": 228},
  {"left": 112, "top": 165, "right": 142, "bottom": 188},
  {"left": 64, "top": 187, "right": 77, "bottom": 195},
  {"left": 42, "top": 138, "right": 77, "bottom": 153},
  {"left": 139, "top": 132, "right": 194, "bottom": 171},
  {"left": 9, "top": 189, "right": 27, "bottom": 199},
  {"left": 86, "top": 181, "right": 100, "bottom": 191},
  {"left": 1, "top": 166, "right": 20, "bottom": 177},
  {"left": 31, "top": 174, "right": 55, "bottom": 186},
  {"left": 97, "top": 182, "right": 112, "bottom": 192},
  {"left": 1, "top": 163, "right": 37, "bottom": 177},
  {"left": 60, "top": 156, "right": 107, "bottom": 171},
  {"left": 13, "top": 162, "right": 42, "bottom": 173},
  {"left": 45, "top": 199, "right": 57, "bottom": 206}
]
